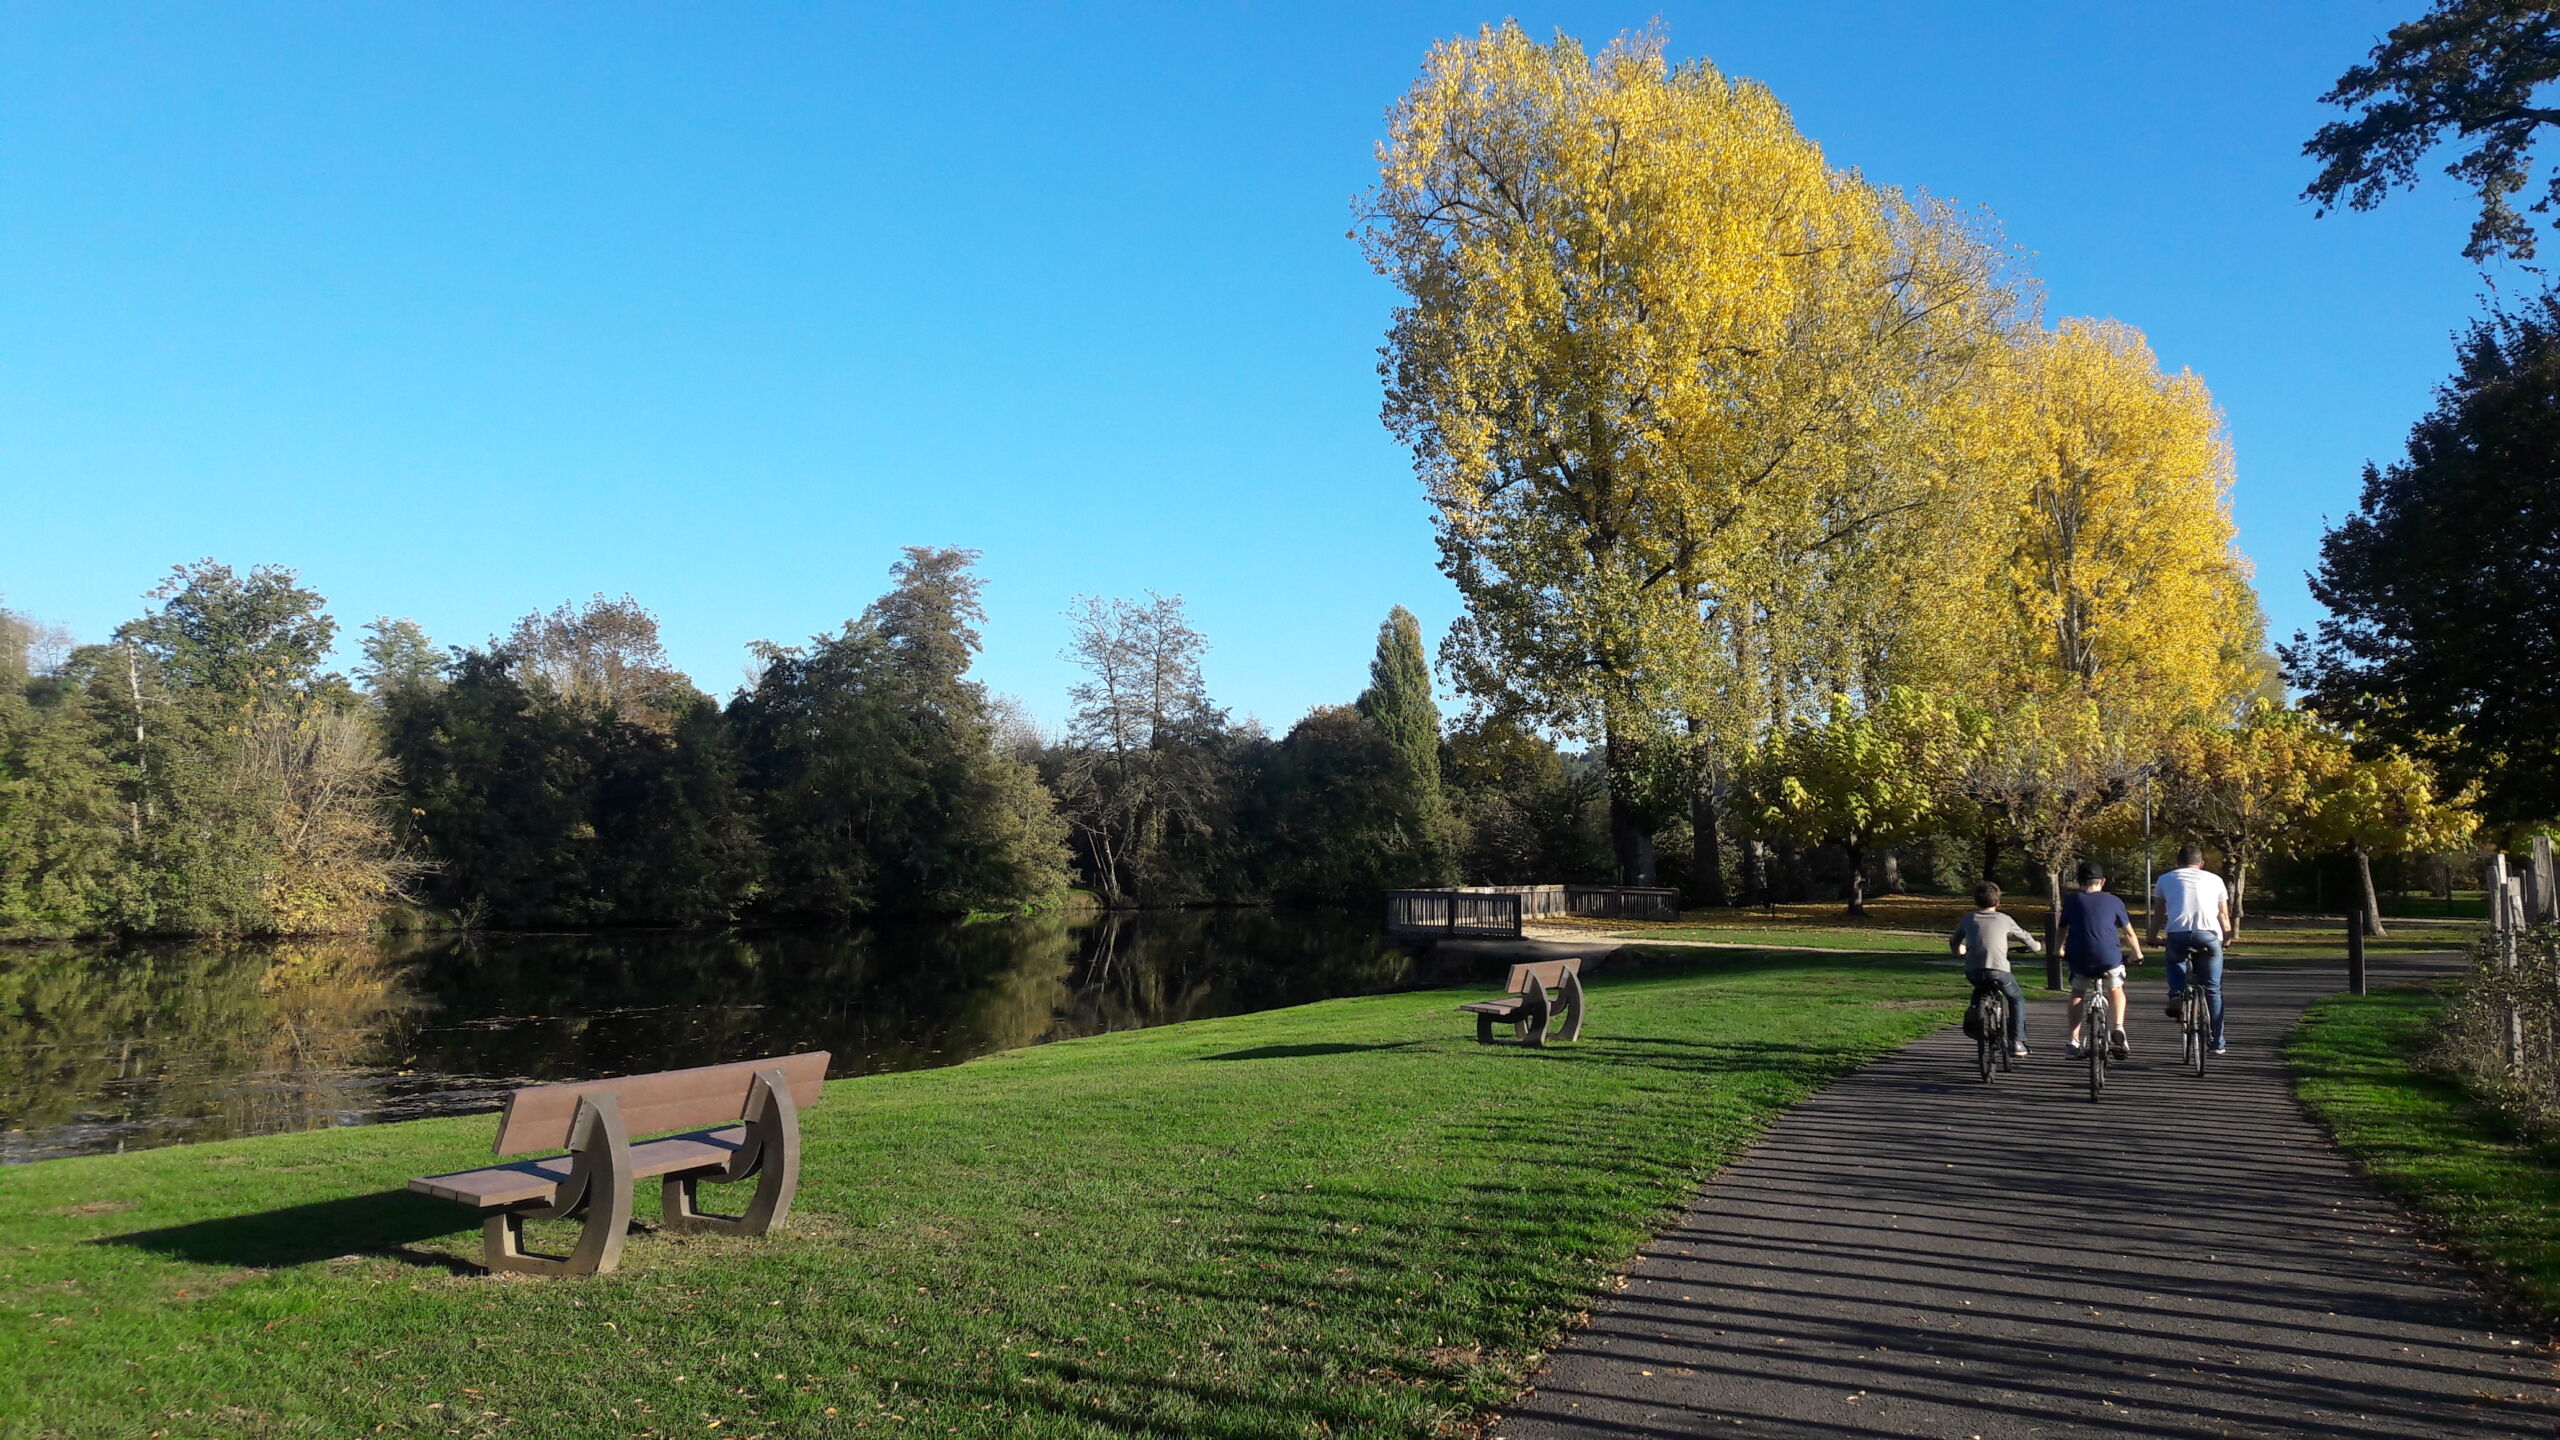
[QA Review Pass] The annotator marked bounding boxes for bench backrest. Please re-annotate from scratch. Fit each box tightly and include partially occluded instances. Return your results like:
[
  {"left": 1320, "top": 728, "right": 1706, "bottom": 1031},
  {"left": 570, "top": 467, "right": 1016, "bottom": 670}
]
[
  {"left": 492, "top": 1052, "right": 831, "bottom": 1156},
  {"left": 1502, "top": 958, "right": 1581, "bottom": 995}
]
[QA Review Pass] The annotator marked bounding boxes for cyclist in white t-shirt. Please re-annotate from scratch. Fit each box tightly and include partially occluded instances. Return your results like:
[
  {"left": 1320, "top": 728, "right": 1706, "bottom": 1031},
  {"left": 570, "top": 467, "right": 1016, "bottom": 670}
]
[{"left": 2152, "top": 845, "right": 2234, "bottom": 1053}]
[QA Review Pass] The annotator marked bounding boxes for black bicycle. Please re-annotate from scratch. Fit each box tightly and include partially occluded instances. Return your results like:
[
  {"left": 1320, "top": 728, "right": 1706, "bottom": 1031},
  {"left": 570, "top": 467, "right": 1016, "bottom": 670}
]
[
  {"left": 1972, "top": 979, "right": 2015, "bottom": 1083},
  {"left": 2074, "top": 982, "right": 2111, "bottom": 1102},
  {"left": 2168, "top": 938, "right": 2212, "bottom": 1077}
]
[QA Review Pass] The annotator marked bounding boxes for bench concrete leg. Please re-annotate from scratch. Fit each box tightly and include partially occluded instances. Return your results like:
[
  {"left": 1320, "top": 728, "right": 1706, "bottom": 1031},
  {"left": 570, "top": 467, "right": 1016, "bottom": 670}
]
[
  {"left": 1556, "top": 969, "right": 1586, "bottom": 1043},
  {"left": 1476, "top": 1014, "right": 1498, "bottom": 1045},
  {"left": 483, "top": 1094, "right": 633, "bottom": 1277},
  {"left": 661, "top": 1069, "right": 800, "bottom": 1238},
  {"left": 1520, "top": 981, "right": 1553, "bottom": 1048}
]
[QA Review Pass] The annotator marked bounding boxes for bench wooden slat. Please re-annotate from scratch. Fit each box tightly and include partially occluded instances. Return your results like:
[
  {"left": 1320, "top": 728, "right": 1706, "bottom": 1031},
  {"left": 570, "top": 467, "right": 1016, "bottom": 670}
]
[
  {"left": 491, "top": 1052, "right": 828, "bottom": 1156},
  {"left": 1502, "top": 959, "right": 1580, "bottom": 994},
  {"left": 412, "top": 1126, "right": 752, "bottom": 1208},
  {"left": 1456, "top": 999, "right": 1526, "bottom": 1016}
]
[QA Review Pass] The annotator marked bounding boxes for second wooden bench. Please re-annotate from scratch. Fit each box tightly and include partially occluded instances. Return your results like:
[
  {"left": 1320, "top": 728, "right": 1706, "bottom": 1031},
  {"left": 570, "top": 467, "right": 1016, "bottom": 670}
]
[{"left": 1456, "top": 959, "right": 1586, "bottom": 1047}]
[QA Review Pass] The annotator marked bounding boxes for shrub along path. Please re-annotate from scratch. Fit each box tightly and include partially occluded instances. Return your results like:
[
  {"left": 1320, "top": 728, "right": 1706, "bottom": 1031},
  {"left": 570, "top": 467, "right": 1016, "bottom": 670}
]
[
  {"left": 0, "top": 950, "right": 1966, "bottom": 1440},
  {"left": 1488, "top": 954, "right": 2557, "bottom": 1439}
]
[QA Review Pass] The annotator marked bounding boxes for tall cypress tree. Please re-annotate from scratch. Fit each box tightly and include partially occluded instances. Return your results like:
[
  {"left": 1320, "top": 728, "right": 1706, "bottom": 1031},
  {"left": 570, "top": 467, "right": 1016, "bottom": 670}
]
[{"left": 1354, "top": 606, "right": 1455, "bottom": 885}]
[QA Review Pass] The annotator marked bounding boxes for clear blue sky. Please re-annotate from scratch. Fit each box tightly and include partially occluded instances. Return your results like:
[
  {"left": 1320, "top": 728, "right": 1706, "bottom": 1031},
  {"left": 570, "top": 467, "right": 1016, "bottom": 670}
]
[{"left": 0, "top": 2, "right": 2500, "bottom": 732}]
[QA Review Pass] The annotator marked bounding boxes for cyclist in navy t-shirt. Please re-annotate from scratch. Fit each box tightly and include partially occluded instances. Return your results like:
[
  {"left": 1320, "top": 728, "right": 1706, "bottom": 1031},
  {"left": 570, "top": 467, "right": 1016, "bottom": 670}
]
[{"left": 2058, "top": 861, "right": 2144, "bottom": 1061}]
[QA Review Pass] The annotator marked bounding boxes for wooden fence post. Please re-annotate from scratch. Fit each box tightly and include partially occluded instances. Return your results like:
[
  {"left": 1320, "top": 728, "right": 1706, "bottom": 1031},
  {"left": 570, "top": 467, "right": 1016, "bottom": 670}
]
[{"left": 2500, "top": 869, "right": 2528, "bottom": 1077}]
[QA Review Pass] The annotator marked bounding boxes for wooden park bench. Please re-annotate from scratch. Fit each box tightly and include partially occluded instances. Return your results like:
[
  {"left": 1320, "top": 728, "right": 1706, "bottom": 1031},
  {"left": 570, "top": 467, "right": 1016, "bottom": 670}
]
[
  {"left": 1456, "top": 959, "right": 1586, "bottom": 1047},
  {"left": 408, "top": 1052, "right": 828, "bottom": 1277}
]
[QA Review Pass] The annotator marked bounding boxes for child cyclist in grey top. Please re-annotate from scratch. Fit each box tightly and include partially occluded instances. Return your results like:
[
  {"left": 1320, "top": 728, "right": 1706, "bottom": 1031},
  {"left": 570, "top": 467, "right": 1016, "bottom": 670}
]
[{"left": 1951, "top": 881, "right": 2043, "bottom": 1058}]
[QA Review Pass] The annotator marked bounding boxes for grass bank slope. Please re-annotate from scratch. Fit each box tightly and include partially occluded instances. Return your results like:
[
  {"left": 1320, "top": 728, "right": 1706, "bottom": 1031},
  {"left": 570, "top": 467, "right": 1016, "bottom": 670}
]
[
  {"left": 2290, "top": 985, "right": 2560, "bottom": 1331},
  {"left": 0, "top": 952, "right": 1959, "bottom": 1440}
]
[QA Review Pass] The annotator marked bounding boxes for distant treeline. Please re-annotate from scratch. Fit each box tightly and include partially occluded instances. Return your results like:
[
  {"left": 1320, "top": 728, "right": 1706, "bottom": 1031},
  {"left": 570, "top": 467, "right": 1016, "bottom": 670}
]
[{"left": 0, "top": 551, "right": 1623, "bottom": 939}]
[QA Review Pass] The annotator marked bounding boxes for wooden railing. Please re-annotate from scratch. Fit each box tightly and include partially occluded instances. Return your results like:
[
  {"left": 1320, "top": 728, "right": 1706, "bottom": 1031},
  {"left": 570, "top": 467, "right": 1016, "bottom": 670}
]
[
  {"left": 1564, "top": 886, "right": 1682, "bottom": 922},
  {"left": 1384, "top": 890, "right": 1526, "bottom": 938},
  {"left": 1385, "top": 884, "right": 1684, "bottom": 937}
]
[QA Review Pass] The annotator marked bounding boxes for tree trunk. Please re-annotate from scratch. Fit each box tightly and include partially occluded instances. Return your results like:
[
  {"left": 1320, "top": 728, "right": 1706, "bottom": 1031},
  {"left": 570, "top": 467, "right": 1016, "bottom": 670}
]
[
  {"left": 1689, "top": 775, "right": 1728, "bottom": 908},
  {"left": 2042, "top": 863, "right": 2066, "bottom": 989},
  {"left": 1881, "top": 849, "right": 1905, "bottom": 895},
  {"left": 1981, "top": 828, "right": 2000, "bottom": 886},
  {"left": 1745, "top": 837, "right": 1771, "bottom": 912},
  {"left": 2230, "top": 857, "right": 2249, "bottom": 936},
  {"left": 1604, "top": 728, "right": 1656, "bottom": 887},
  {"left": 1609, "top": 791, "right": 1656, "bottom": 887},
  {"left": 2355, "top": 844, "right": 2387, "bottom": 937},
  {"left": 1845, "top": 839, "right": 1867, "bottom": 915}
]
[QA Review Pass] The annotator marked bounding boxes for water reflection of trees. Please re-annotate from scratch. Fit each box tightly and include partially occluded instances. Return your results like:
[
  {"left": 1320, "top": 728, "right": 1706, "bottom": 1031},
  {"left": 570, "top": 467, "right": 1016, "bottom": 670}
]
[
  {"left": 0, "top": 938, "right": 430, "bottom": 1161},
  {"left": 1, "top": 911, "right": 1410, "bottom": 1161},
  {"left": 1058, "top": 910, "right": 1409, "bottom": 1036}
]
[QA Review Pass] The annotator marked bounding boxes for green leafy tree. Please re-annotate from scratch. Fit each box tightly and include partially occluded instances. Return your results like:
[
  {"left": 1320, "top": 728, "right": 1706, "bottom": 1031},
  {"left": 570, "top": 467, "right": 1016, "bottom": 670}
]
[
  {"left": 2153, "top": 705, "right": 2352, "bottom": 931},
  {"left": 2308, "top": 747, "right": 2480, "bottom": 937},
  {"left": 385, "top": 595, "right": 753, "bottom": 926},
  {"left": 1743, "top": 688, "right": 1970, "bottom": 914},
  {"left": 1048, "top": 592, "right": 1239, "bottom": 906},
  {"left": 356, "top": 617, "right": 447, "bottom": 697},
  {"left": 1440, "top": 714, "right": 1610, "bottom": 885},
  {"left": 1351, "top": 606, "right": 1456, "bottom": 888},
  {"left": 2287, "top": 296, "right": 2560, "bottom": 825},
  {"left": 117, "top": 561, "right": 341, "bottom": 701},
  {"left": 379, "top": 649, "right": 591, "bottom": 924},
  {"left": 2304, "top": 1, "right": 2560, "bottom": 262},
  {"left": 734, "top": 548, "right": 1069, "bottom": 920},
  {"left": 63, "top": 561, "right": 409, "bottom": 935},
  {"left": 1962, "top": 695, "right": 2141, "bottom": 952},
  {"left": 0, "top": 671, "right": 127, "bottom": 938},
  {"left": 1256, "top": 705, "right": 1411, "bottom": 904}
]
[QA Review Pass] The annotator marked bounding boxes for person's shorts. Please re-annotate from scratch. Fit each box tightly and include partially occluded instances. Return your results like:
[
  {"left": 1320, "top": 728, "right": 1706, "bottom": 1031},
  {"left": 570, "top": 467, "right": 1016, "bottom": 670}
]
[{"left": 2070, "top": 966, "right": 2126, "bottom": 999}]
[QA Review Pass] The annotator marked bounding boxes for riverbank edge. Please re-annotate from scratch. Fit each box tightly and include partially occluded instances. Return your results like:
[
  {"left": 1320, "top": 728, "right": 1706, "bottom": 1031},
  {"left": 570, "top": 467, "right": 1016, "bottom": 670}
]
[
  {"left": 0, "top": 947, "right": 1967, "bottom": 1439},
  {"left": 2288, "top": 983, "right": 2560, "bottom": 1336}
]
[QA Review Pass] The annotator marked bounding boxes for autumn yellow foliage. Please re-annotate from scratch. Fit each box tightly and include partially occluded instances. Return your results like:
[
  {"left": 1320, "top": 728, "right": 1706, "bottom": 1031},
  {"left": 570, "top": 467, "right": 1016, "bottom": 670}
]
[
  {"left": 1974, "top": 319, "right": 2265, "bottom": 731},
  {"left": 1365, "top": 23, "right": 2277, "bottom": 887},
  {"left": 1363, "top": 24, "right": 2040, "bottom": 873}
]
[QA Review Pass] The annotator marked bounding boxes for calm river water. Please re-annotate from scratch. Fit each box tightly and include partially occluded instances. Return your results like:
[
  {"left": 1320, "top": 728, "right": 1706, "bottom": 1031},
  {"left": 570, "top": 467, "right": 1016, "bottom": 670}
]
[{"left": 0, "top": 909, "right": 1411, "bottom": 1163}]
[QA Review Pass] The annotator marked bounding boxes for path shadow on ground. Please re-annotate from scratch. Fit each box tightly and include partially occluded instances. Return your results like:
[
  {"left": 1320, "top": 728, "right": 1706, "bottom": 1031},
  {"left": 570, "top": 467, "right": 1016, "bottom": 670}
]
[{"left": 101, "top": 1189, "right": 478, "bottom": 1270}]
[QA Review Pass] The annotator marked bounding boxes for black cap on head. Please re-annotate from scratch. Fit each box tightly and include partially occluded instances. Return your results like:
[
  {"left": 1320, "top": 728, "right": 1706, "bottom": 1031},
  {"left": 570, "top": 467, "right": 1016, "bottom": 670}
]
[{"left": 2075, "top": 860, "right": 2105, "bottom": 885}]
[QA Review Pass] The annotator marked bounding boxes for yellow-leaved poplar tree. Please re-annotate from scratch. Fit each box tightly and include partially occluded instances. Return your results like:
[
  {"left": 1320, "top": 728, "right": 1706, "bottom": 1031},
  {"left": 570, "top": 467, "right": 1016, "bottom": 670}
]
[
  {"left": 1988, "top": 319, "right": 2262, "bottom": 730},
  {"left": 1955, "top": 319, "right": 2267, "bottom": 930},
  {"left": 1363, "top": 22, "right": 2021, "bottom": 883}
]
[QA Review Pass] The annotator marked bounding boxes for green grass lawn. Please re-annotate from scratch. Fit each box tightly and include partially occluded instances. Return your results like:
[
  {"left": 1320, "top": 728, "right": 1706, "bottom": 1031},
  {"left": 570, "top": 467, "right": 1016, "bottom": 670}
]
[
  {"left": 0, "top": 951, "right": 1965, "bottom": 1440},
  {"left": 1599, "top": 924, "right": 1950, "bottom": 953},
  {"left": 2289, "top": 985, "right": 2560, "bottom": 1331}
]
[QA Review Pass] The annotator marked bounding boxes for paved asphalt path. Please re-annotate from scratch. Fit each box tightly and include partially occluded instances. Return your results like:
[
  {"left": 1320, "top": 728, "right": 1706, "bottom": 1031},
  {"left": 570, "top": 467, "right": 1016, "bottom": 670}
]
[{"left": 1489, "top": 957, "right": 2557, "bottom": 1439}]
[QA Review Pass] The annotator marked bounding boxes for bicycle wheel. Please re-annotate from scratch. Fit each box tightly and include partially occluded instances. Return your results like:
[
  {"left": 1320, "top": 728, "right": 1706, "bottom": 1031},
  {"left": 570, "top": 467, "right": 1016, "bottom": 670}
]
[
  {"left": 2181, "top": 997, "right": 2199, "bottom": 1072},
  {"left": 1978, "top": 1024, "right": 1997, "bottom": 1082},
  {"left": 2191, "top": 997, "right": 2208, "bottom": 1078},
  {"left": 2087, "top": 1023, "right": 2106, "bottom": 1102}
]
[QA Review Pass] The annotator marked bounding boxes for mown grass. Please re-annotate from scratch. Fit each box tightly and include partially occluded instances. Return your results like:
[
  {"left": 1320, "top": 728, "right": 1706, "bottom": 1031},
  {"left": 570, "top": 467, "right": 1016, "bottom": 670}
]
[
  {"left": 2289, "top": 985, "right": 2560, "bottom": 1332},
  {"left": 1587, "top": 924, "right": 1950, "bottom": 954},
  {"left": 0, "top": 951, "right": 1963, "bottom": 1440}
]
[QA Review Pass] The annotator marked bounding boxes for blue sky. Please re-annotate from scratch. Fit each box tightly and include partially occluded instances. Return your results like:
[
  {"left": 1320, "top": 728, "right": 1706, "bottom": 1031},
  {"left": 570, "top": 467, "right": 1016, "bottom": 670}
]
[{"left": 0, "top": 2, "right": 2501, "bottom": 731}]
